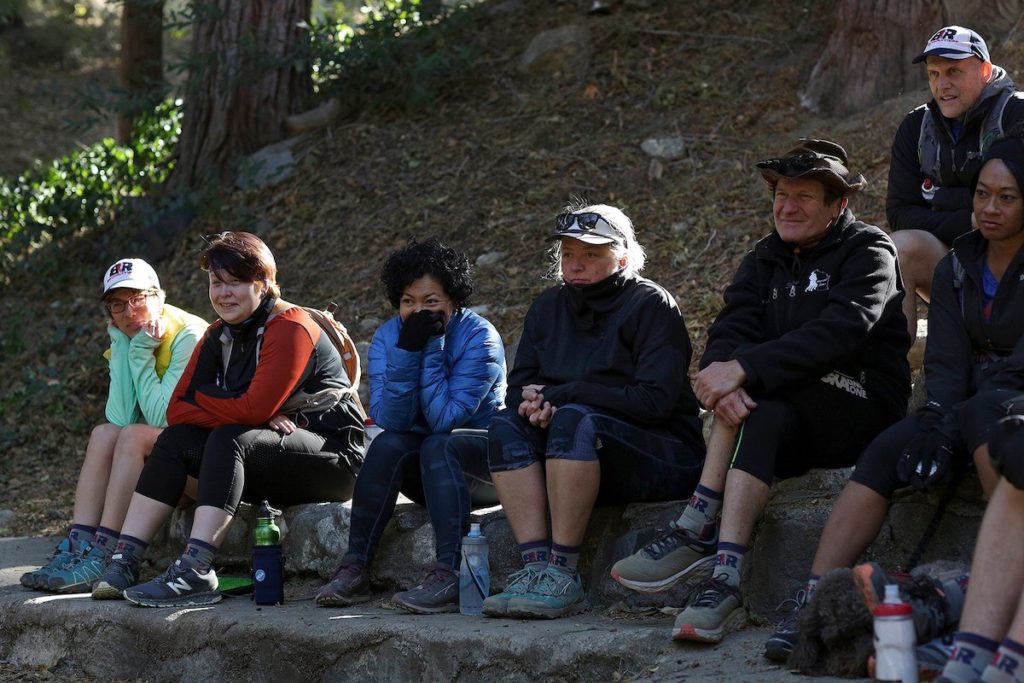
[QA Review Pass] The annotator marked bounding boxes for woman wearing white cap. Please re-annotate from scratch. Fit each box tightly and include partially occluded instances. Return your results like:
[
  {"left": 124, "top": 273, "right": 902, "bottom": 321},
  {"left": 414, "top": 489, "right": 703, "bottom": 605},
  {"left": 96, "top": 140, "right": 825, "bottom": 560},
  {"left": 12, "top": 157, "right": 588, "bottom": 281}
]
[
  {"left": 20, "top": 258, "right": 207, "bottom": 594},
  {"left": 482, "top": 204, "right": 706, "bottom": 619}
]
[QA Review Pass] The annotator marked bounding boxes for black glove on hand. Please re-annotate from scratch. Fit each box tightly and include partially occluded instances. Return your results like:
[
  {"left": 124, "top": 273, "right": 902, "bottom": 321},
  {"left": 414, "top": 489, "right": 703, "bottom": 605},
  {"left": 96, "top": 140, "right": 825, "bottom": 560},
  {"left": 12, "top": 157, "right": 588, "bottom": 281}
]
[
  {"left": 396, "top": 310, "right": 446, "bottom": 351},
  {"left": 989, "top": 414, "right": 1024, "bottom": 490},
  {"left": 897, "top": 403, "right": 956, "bottom": 491}
]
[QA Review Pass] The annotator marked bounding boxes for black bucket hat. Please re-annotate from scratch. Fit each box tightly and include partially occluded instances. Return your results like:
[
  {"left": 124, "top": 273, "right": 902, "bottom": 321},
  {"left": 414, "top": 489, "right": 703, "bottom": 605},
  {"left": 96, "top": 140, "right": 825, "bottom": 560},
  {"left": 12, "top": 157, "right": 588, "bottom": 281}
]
[{"left": 756, "top": 139, "right": 867, "bottom": 197}]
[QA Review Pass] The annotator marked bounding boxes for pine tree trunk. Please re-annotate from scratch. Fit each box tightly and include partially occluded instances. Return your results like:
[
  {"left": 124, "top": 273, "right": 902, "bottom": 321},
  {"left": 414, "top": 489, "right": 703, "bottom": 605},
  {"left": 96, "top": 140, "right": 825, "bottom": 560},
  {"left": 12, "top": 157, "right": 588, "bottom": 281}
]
[
  {"left": 172, "top": 0, "right": 312, "bottom": 190},
  {"left": 117, "top": 0, "right": 164, "bottom": 145},
  {"left": 802, "top": 0, "right": 945, "bottom": 116}
]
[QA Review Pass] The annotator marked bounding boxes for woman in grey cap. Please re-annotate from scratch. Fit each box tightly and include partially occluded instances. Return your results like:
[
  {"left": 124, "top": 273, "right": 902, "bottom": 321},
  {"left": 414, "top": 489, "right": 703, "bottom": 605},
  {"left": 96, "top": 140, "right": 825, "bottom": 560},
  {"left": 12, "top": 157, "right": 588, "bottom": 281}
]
[
  {"left": 20, "top": 258, "right": 207, "bottom": 594},
  {"left": 482, "top": 203, "right": 706, "bottom": 620}
]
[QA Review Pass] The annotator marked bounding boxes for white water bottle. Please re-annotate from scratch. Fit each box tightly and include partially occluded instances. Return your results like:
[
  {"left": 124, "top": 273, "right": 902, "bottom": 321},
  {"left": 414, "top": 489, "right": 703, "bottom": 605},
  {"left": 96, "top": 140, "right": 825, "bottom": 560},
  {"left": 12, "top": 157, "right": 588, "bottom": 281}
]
[
  {"left": 873, "top": 584, "right": 917, "bottom": 683},
  {"left": 459, "top": 523, "right": 489, "bottom": 616},
  {"left": 363, "top": 417, "right": 382, "bottom": 449}
]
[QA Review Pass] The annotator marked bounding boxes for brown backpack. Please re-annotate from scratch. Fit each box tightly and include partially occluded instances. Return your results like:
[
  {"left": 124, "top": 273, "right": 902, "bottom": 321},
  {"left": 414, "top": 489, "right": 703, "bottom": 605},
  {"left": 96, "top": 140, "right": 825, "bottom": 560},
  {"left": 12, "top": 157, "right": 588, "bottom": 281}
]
[{"left": 301, "top": 303, "right": 365, "bottom": 416}]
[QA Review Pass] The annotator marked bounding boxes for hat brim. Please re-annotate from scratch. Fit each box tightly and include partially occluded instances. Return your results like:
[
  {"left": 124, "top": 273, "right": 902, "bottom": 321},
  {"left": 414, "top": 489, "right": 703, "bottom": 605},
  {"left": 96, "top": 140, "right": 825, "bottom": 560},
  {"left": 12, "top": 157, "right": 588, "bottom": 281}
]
[
  {"left": 550, "top": 231, "right": 620, "bottom": 245},
  {"left": 912, "top": 48, "right": 979, "bottom": 64},
  {"left": 102, "top": 278, "right": 157, "bottom": 298},
  {"left": 757, "top": 165, "right": 866, "bottom": 195}
]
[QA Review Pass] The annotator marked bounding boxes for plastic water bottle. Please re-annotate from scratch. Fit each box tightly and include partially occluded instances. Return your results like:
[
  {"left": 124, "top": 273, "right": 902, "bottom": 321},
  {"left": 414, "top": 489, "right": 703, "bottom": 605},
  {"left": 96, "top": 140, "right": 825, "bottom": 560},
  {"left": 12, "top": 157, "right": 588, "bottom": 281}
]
[
  {"left": 252, "top": 500, "right": 284, "bottom": 606},
  {"left": 873, "top": 584, "right": 917, "bottom": 682},
  {"left": 459, "top": 523, "right": 489, "bottom": 615}
]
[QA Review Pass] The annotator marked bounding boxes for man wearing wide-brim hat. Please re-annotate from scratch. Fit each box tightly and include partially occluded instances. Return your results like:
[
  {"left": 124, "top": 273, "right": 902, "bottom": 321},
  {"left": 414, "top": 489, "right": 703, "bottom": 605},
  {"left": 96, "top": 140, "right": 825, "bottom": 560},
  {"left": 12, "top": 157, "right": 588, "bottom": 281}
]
[{"left": 611, "top": 139, "right": 911, "bottom": 649}]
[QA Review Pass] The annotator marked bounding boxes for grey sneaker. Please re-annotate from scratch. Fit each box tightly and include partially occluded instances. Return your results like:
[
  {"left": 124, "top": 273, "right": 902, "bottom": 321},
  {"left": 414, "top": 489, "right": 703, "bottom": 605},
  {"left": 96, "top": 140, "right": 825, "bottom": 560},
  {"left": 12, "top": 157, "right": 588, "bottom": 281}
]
[
  {"left": 507, "top": 566, "right": 587, "bottom": 619},
  {"left": 91, "top": 552, "right": 139, "bottom": 600},
  {"left": 315, "top": 558, "right": 371, "bottom": 607},
  {"left": 611, "top": 528, "right": 715, "bottom": 593},
  {"left": 482, "top": 566, "right": 541, "bottom": 617},
  {"left": 764, "top": 589, "right": 808, "bottom": 662},
  {"left": 392, "top": 564, "right": 459, "bottom": 615},
  {"left": 672, "top": 575, "right": 746, "bottom": 643},
  {"left": 123, "top": 558, "right": 221, "bottom": 608}
]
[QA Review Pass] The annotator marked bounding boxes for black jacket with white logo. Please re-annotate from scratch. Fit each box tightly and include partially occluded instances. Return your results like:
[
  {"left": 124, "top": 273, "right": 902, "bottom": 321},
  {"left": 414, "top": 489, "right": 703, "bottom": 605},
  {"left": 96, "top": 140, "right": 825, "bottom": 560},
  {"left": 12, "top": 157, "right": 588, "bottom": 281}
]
[
  {"left": 701, "top": 209, "right": 911, "bottom": 419},
  {"left": 925, "top": 229, "right": 1024, "bottom": 410}
]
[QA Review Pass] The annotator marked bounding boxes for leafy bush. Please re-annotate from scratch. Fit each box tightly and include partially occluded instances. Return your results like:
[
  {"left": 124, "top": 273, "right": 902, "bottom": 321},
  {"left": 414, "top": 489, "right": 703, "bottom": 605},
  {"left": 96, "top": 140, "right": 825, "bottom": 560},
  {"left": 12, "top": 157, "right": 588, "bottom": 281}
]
[
  {"left": 0, "top": 99, "right": 182, "bottom": 285},
  {"left": 308, "top": 0, "right": 481, "bottom": 114}
]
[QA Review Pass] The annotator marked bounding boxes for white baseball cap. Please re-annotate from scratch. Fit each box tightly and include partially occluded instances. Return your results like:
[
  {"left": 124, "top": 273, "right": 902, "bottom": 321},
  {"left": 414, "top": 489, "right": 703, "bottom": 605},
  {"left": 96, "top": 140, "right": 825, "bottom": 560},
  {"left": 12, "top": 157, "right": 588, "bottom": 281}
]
[
  {"left": 101, "top": 258, "right": 160, "bottom": 297},
  {"left": 912, "top": 26, "right": 990, "bottom": 64}
]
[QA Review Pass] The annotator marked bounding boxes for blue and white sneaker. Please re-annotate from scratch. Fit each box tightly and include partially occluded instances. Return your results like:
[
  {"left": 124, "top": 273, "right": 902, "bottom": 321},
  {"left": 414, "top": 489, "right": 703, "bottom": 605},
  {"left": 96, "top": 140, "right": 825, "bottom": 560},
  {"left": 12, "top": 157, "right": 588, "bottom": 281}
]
[
  {"left": 47, "top": 543, "right": 107, "bottom": 594},
  {"left": 20, "top": 537, "right": 76, "bottom": 590},
  {"left": 91, "top": 552, "right": 140, "bottom": 600},
  {"left": 124, "top": 558, "right": 221, "bottom": 608},
  {"left": 507, "top": 566, "right": 587, "bottom": 619}
]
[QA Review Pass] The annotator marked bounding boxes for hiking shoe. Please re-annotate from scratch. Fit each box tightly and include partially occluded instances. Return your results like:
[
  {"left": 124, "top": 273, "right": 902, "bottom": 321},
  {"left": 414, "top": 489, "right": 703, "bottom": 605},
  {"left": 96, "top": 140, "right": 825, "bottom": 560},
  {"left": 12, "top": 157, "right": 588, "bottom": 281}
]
[
  {"left": 507, "top": 566, "right": 587, "bottom": 619},
  {"left": 315, "top": 557, "right": 371, "bottom": 607},
  {"left": 392, "top": 564, "right": 459, "bottom": 615},
  {"left": 672, "top": 575, "right": 746, "bottom": 643},
  {"left": 764, "top": 589, "right": 809, "bottom": 662},
  {"left": 20, "top": 537, "right": 75, "bottom": 590},
  {"left": 124, "top": 558, "right": 221, "bottom": 608},
  {"left": 868, "top": 636, "right": 952, "bottom": 681},
  {"left": 47, "top": 544, "right": 107, "bottom": 594},
  {"left": 482, "top": 566, "right": 540, "bottom": 617},
  {"left": 91, "top": 552, "right": 139, "bottom": 600},
  {"left": 610, "top": 528, "right": 715, "bottom": 593}
]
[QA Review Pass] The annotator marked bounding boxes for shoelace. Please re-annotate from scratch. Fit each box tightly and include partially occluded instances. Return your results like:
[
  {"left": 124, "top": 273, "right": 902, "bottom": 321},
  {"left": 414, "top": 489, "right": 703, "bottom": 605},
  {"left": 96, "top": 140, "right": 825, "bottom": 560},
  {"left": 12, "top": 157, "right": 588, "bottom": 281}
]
[
  {"left": 505, "top": 567, "right": 538, "bottom": 593},
  {"left": 534, "top": 568, "right": 575, "bottom": 596},
  {"left": 692, "top": 576, "right": 736, "bottom": 608},
  {"left": 643, "top": 529, "right": 691, "bottom": 560},
  {"left": 772, "top": 589, "right": 808, "bottom": 630},
  {"left": 417, "top": 566, "right": 454, "bottom": 589},
  {"left": 328, "top": 561, "right": 364, "bottom": 583}
]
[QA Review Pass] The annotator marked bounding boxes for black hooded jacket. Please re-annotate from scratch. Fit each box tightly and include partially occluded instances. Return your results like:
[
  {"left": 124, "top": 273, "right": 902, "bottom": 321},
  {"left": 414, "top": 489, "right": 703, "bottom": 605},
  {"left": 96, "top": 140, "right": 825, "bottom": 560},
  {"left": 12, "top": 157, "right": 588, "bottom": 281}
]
[
  {"left": 701, "top": 209, "right": 912, "bottom": 419},
  {"left": 886, "top": 66, "right": 1024, "bottom": 245}
]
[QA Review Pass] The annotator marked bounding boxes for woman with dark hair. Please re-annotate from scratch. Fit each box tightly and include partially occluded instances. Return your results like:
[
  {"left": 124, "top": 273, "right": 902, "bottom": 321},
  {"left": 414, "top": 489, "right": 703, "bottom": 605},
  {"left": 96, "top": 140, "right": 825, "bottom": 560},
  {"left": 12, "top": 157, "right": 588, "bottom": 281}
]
[
  {"left": 315, "top": 238, "right": 505, "bottom": 614},
  {"left": 92, "top": 232, "right": 364, "bottom": 607}
]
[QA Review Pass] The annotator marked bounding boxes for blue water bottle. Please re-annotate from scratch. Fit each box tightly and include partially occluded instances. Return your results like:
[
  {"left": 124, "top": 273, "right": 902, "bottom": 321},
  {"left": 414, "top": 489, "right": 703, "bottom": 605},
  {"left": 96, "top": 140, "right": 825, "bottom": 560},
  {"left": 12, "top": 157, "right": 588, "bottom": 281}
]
[
  {"left": 459, "top": 523, "right": 489, "bottom": 615},
  {"left": 252, "top": 500, "right": 284, "bottom": 605}
]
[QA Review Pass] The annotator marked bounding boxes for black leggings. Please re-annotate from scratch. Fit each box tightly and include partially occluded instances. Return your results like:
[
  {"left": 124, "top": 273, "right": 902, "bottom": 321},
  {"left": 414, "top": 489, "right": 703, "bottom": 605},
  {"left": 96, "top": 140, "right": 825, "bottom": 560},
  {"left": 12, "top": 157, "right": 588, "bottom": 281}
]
[
  {"left": 136, "top": 423, "right": 360, "bottom": 514},
  {"left": 730, "top": 376, "right": 899, "bottom": 484}
]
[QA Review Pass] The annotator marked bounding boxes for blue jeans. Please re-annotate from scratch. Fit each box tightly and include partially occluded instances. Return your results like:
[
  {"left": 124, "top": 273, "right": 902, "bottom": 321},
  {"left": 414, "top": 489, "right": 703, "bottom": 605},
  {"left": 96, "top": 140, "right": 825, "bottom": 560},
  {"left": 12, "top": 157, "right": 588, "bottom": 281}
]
[
  {"left": 346, "top": 429, "right": 495, "bottom": 568},
  {"left": 488, "top": 404, "right": 705, "bottom": 504}
]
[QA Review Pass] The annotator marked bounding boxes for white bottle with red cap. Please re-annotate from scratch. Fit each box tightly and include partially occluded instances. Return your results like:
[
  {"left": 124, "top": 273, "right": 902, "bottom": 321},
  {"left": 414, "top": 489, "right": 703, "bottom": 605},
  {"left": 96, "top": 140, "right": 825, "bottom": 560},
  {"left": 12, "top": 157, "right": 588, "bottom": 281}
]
[
  {"left": 363, "top": 417, "right": 382, "bottom": 449},
  {"left": 873, "top": 584, "right": 917, "bottom": 683}
]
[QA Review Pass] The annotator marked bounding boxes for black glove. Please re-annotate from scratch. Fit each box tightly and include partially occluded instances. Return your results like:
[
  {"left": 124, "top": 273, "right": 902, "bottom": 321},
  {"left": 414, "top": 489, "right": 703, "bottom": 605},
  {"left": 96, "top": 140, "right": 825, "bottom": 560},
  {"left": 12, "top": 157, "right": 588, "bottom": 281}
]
[
  {"left": 396, "top": 310, "right": 445, "bottom": 351},
  {"left": 896, "top": 403, "right": 957, "bottom": 491},
  {"left": 989, "top": 414, "right": 1024, "bottom": 490}
]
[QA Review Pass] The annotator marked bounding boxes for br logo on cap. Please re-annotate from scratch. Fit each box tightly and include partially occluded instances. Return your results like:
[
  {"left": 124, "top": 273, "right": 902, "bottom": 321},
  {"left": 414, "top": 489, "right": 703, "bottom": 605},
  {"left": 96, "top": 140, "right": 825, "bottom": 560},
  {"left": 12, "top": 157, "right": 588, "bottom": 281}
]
[
  {"left": 109, "top": 262, "right": 133, "bottom": 278},
  {"left": 930, "top": 28, "right": 958, "bottom": 42}
]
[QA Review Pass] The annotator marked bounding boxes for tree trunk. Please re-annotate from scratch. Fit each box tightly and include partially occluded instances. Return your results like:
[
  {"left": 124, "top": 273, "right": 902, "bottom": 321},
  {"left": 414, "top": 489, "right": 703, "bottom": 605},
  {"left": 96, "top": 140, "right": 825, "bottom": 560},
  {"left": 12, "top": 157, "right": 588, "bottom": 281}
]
[
  {"left": 801, "top": 0, "right": 945, "bottom": 116},
  {"left": 172, "top": 0, "right": 312, "bottom": 190},
  {"left": 117, "top": 0, "right": 164, "bottom": 145}
]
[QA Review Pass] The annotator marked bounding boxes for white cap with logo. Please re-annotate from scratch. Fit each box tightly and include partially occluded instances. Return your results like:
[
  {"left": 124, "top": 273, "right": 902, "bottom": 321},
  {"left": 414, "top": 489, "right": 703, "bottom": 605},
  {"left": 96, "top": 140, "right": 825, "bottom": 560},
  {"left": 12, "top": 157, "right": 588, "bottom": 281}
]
[{"left": 101, "top": 258, "right": 160, "bottom": 297}]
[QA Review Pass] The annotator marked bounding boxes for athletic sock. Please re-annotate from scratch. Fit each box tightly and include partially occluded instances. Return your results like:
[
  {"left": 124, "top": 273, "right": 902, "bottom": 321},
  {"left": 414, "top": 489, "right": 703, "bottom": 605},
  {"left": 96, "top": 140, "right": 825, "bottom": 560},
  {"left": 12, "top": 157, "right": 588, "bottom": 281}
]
[
  {"left": 519, "top": 540, "right": 549, "bottom": 571},
  {"left": 113, "top": 534, "right": 149, "bottom": 565},
  {"left": 980, "top": 638, "right": 1024, "bottom": 683},
  {"left": 181, "top": 538, "right": 218, "bottom": 572},
  {"left": 92, "top": 527, "right": 119, "bottom": 559},
  {"left": 68, "top": 524, "right": 97, "bottom": 551},
  {"left": 549, "top": 543, "right": 580, "bottom": 575},
  {"left": 714, "top": 542, "right": 746, "bottom": 589},
  {"left": 941, "top": 632, "right": 1000, "bottom": 683},
  {"left": 676, "top": 484, "right": 722, "bottom": 541}
]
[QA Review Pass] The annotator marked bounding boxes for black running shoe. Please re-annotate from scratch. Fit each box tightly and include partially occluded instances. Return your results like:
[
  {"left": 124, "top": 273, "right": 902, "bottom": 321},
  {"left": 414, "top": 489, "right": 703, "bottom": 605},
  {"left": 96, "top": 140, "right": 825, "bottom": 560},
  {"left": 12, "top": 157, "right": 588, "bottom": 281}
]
[
  {"left": 764, "top": 588, "right": 809, "bottom": 662},
  {"left": 315, "top": 557, "right": 371, "bottom": 607},
  {"left": 123, "top": 558, "right": 221, "bottom": 608},
  {"left": 392, "top": 564, "right": 459, "bottom": 615},
  {"left": 91, "top": 552, "right": 139, "bottom": 600}
]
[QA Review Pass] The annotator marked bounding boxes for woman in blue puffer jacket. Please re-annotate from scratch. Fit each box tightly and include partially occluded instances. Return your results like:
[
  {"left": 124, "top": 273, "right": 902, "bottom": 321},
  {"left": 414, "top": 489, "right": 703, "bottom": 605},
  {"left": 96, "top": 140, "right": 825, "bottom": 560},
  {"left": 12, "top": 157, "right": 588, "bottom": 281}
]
[{"left": 316, "top": 238, "right": 506, "bottom": 614}]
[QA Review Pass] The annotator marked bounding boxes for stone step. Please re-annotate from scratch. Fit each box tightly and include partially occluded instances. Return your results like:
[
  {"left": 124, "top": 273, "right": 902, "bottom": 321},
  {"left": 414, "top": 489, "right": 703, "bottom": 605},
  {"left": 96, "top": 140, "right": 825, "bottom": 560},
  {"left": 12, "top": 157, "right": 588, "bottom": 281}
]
[{"left": 149, "top": 467, "right": 985, "bottom": 618}]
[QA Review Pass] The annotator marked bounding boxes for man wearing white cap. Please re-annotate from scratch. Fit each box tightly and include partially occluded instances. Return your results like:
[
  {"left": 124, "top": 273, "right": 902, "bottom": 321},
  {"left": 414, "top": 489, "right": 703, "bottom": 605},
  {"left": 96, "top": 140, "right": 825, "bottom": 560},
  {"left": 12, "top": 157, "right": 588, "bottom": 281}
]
[
  {"left": 19, "top": 258, "right": 207, "bottom": 594},
  {"left": 887, "top": 25, "right": 1024, "bottom": 339}
]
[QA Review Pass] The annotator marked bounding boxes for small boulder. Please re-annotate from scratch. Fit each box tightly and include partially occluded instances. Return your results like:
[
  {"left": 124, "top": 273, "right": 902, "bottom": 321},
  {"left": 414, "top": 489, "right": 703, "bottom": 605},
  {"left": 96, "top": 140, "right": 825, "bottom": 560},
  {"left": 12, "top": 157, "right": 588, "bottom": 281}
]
[
  {"left": 518, "top": 25, "right": 591, "bottom": 81},
  {"left": 476, "top": 251, "right": 506, "bottom": 267},
  {"left": 640, "top": 136, "right": 686, "bottom": 160},
  {"left": 235, "top": 137, "right": 303, "bottom": 190}
]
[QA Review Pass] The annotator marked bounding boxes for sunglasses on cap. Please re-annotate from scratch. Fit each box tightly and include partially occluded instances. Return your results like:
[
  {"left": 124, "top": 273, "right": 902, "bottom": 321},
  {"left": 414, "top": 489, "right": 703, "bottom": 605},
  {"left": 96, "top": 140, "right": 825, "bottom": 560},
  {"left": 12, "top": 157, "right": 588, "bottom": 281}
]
[
  {"left": 554, "top": 212, "right": 625, "bottom": 241},
  {"left": 761, "top": 152, "right": 846, "bottom": 176}
]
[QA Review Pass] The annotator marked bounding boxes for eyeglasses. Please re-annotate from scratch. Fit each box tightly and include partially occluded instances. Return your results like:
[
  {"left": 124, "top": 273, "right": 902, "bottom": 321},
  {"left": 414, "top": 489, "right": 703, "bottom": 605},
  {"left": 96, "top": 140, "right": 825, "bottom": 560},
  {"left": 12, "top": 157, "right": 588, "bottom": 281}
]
[
  {"left": 555, "top": 212, "right": 625, "bottom": 240},
  {"left": 105, "top": 292, "right": 151, "bottom": 315}
]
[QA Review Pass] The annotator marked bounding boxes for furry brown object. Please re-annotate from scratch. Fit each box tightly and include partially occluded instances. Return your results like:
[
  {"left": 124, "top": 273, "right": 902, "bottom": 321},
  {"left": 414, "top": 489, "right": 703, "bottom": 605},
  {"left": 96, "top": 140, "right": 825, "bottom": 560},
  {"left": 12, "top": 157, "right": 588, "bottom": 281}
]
[{"left": 787, "top": 563, "right": 967, "bottom": 678}]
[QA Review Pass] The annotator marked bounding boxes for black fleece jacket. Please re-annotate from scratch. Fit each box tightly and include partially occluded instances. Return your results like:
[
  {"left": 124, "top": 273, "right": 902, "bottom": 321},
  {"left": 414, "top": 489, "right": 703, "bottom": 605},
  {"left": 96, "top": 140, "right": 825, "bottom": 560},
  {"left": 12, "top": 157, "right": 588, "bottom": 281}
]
[
  {"left": 886, "top": 66, "right": 1024, "bottom": 245},
  {"left": 701, "top": 209, "right": 911, "bottom": 419},
  {"left": 507, "top": 271, "right": 703, "bottom": 444},
  {"left": 924, "top": 229, "right": 1024, "bottom": 409}
]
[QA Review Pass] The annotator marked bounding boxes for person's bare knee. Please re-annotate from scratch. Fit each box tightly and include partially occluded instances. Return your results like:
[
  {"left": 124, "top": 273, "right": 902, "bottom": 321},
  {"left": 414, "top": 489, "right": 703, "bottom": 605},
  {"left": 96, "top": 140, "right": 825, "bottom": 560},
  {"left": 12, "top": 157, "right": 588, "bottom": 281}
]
[
  {"left": 890, "top": 229, "right": 947, "bottom": 301},
  {"left": 112, "top": 424, "right": 160, "bottom": 465}
]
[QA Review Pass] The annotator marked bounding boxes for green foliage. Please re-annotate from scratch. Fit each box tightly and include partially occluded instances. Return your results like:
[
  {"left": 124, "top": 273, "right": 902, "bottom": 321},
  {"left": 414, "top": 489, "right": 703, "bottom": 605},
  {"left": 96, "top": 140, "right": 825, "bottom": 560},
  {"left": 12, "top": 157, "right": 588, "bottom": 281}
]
[
  {"left": 0, "top": 99, "right": 182, "bottom": 286},
  {"left": 308, "top": 0, "right": 481, "bottom": 114}
]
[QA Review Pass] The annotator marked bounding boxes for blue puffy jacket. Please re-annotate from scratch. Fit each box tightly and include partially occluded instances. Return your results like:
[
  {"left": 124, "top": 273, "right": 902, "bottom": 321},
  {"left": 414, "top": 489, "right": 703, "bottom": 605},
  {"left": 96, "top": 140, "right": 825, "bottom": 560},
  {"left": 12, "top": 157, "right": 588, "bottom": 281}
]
[{"left": 368, "top": 308, "right": 506, "bottom": 434}]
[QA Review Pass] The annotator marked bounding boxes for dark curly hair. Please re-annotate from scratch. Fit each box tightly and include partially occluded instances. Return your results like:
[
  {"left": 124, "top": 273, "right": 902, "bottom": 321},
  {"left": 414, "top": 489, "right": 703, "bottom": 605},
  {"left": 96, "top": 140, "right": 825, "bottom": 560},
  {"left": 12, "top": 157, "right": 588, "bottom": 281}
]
[{"left": 380, "top": 238, "right": 473, "bottom": 309}]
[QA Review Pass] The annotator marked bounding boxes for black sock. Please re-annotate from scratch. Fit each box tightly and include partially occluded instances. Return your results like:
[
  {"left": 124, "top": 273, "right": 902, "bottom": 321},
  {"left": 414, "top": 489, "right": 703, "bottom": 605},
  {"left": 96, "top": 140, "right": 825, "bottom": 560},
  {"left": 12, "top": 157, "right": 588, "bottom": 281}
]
[{"left": 93, "top": 527, "right": 119, "bottom": 559}]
